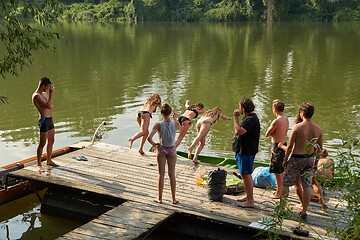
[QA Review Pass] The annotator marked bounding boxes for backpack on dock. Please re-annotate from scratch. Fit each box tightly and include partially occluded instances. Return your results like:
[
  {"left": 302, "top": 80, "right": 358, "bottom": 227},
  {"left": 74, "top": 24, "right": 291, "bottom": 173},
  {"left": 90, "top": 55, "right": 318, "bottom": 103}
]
[{"left": 207, "top": 168, "right": 227, "bottom": 201}]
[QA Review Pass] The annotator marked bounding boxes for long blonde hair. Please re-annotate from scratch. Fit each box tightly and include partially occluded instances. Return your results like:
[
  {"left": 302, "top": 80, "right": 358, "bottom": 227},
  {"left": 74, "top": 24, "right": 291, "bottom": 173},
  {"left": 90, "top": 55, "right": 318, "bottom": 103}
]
[
  {"left": 203, "top": 107, "right": 222, "bottom": 123},
  {"left": 144, "top": 93, "right": 162, "bottom": 108}
]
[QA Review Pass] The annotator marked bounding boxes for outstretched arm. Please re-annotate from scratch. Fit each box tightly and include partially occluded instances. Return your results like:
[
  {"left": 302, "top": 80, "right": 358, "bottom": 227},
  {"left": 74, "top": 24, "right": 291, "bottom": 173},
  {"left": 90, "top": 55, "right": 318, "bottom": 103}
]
[{"left": 220, "top": 113, "right": 231, "bottom": 120}]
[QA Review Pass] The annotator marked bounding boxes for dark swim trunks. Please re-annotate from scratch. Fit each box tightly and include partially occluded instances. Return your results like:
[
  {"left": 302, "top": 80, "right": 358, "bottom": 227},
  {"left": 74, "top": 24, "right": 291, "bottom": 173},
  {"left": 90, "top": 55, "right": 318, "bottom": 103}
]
[
  {"left": 269, "top": 143, "right": 286, "bottom": 174},
  {"left": 178, "top": 116, "right": 191, "bottom": 126},
  {"left": 38, "top": 117, "right": 54, "bottom": 132},
  {"left": 137, "top": 111, "right": 152, "bottom": 119}
]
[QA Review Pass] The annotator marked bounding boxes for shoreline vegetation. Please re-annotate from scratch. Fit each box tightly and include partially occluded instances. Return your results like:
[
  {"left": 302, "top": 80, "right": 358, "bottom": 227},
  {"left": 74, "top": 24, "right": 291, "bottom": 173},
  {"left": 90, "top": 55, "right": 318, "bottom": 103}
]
[{"left": 55, "top": 0, "right": 359, "bottom": 23}]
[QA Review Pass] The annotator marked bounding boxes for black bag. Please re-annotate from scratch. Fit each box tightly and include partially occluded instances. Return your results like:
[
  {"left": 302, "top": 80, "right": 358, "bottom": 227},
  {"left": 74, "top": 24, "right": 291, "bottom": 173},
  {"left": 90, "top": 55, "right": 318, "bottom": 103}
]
[
  {"left": 232, "top": 134, "right": 241, "bottom": 153},
  {"left": 207, "top": 168, "right": 227, "bottom": 201}
]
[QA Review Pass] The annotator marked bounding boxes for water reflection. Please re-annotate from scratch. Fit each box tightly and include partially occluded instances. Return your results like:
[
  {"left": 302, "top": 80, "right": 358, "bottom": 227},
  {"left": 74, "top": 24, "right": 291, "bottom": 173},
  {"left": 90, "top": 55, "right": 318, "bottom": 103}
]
[
  {"left": 0, "top": 22, "right": 359, "bottom": 165},
  {"left": 0, "top": 191, "right": 83, "bottom": 240}
]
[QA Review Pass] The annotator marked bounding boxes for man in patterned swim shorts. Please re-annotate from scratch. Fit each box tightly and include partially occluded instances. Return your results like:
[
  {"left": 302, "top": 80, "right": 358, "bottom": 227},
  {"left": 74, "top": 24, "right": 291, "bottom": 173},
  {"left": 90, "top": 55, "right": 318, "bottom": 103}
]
[{"left": 282, "top": 103, "right": 323, "bottom": 222}]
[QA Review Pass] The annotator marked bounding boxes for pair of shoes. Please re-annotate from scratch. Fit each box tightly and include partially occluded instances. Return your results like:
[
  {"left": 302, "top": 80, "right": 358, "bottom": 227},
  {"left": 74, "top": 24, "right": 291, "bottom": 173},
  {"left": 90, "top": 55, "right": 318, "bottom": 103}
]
[
  {"left": 299, "top": 212, "right": 307, "bottom": 222},
  {"left": 293, "top": 226, "right": 309, "bottom": 237}
]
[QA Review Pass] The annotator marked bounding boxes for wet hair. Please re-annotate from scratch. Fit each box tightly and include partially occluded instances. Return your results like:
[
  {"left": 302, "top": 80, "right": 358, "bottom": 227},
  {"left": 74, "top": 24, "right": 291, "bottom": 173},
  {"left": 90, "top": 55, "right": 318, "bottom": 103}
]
[
  {"left": 160, "top": 103, "right": 172, "bottom": 116},
  {"left": 273, "top": 99, "right": 285, "bottom": 112},
  {"left": 298, "top": 103, "right": 314, "bottom": 119},
  {"left": 294, "top": 114, "right": 303, "bottom": 124},
  {"left": 145, "top": 93, "right": 162, "bottom": 107},
  {"left": 239, "top": 98, "right": 255, "bottom": 113},
  {"left": 40, "top": 77, "right": 52, "bottom": 87}
]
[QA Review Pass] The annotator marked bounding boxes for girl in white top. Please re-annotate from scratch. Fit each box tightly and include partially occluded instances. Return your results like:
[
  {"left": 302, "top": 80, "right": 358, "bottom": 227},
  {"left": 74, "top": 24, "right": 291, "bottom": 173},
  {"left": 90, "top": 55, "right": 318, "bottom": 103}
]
[{"left": 148, "top": 103, "right": 179, "bottom": 204}]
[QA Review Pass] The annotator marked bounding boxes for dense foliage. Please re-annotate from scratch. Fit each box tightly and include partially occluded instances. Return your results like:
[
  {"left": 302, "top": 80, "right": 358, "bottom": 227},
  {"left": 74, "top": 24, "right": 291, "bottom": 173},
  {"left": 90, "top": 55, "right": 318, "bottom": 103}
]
[
  {"left": 56, "top": 0, "right": 360, "bottom": 22},
  {"left": 329, "top": 139, "right": 360, "bottom": 239},
  {"left": 0, "top": 0, "right": 59, "bottom": 78}
]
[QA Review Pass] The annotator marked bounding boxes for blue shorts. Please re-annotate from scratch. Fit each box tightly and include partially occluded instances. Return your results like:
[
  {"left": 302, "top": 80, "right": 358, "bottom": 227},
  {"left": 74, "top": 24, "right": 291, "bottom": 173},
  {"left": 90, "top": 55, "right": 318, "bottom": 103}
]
[{"left": 235, "top": 153, "right": 255, "bottom": 174}]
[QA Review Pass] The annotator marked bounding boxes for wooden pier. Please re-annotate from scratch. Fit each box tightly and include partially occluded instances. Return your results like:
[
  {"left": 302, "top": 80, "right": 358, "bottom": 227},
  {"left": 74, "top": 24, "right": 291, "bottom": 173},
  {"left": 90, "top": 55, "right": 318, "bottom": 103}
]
[{"left": 8, "top": 143, "right": 343, "bottom": 239}]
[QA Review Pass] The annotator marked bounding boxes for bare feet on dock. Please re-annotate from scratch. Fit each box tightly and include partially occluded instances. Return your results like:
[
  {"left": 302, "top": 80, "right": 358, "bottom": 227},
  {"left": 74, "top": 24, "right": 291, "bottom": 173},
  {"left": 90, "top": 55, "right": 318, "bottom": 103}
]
[
  {"left": 47, "top": 161, "right": 59, "bottom": 167},
  {"left": 172, "top": 200, "right": 179, "bottom": 204},
  {"left": 37, "top": 166, "right": 45, "bottom": 173},
  {"left": 269, "top": 192, "right": 282, "bottom": 199},
  {"left": 128, "top": 138, "right": 133, "bottom": 149},
  {"left": 154, "top": 199, "right": 162, "bottom": 204},
  {"left": 237, "top": 201, "right": 255, "bottom": 208},
  {"left": 320, "top": 201, "right": 328, "bottom": 211},
  {"left": 237, "top": 196, "right": 247, "bottom": 202},
  {"left": 193, "top": 160, "right": 199, "bottom": 165},
  {"left": 187, "top": 147, "right": 193, "bottom": 159},
  {"left": 138, "top": 150, "right": 145, "bottom": 155}
]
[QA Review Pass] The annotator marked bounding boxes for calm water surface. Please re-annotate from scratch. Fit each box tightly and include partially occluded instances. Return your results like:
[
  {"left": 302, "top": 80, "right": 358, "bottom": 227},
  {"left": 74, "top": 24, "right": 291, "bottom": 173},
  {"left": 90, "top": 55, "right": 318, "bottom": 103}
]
[
  {"left": 1, "top": 22, "right": 359, "bottom": 166},
  {"left": 0, "top": 22, "right": 359, "bottom": 239}
]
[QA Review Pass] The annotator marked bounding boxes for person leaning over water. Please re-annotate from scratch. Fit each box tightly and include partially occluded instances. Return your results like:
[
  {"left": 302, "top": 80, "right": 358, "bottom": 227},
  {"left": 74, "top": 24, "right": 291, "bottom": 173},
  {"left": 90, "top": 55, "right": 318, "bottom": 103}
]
[
  {"left": 175, "top": 100, "right": 205, "bottom": 147},
  {"left": 233, "top": 98, "right": 260, "bottom": 208},
  {"left": 128, "top": 93, "right": 162, "bottom": 155},
  {"left": 265, "top": 99, "right": 289, "bottom": 199},
  {"left": 187, "top": 107, "right": 231, "bottom": 165},
  {"left": 32, "top": 77, "right": 58, "bottom": 172},
  {"left": 147, "top": 103, "right": 179, "bottom": 204},
  {"left": 281, "top": 103, "right": 323, "bottom": 221}
]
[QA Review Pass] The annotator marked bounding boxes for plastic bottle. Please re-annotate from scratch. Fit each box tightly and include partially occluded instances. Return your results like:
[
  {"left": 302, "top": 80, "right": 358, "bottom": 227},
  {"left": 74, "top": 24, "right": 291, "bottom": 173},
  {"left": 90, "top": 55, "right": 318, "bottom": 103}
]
[{"left": 195, "top": 164, "right": 206, "bottom": 185}]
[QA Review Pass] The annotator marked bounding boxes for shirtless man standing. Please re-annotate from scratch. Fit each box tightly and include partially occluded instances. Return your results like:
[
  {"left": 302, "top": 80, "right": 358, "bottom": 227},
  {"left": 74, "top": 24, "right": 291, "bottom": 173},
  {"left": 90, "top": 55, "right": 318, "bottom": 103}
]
[
  {"left": 32, "top": 77, "right": 58, "bottom": 172},
  {"left": 265, "top": 99, "right": 289, "bottom": 199},
  {"left": 282, "top": 103, "right": 323, "bottom": 221}
]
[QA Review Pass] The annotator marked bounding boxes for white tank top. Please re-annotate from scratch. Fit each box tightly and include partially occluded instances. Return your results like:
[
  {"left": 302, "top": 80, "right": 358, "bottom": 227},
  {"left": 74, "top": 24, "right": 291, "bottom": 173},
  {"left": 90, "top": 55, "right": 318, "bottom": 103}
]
[{"left": 159, "top": 120, "right": 176, "bottom": 147}]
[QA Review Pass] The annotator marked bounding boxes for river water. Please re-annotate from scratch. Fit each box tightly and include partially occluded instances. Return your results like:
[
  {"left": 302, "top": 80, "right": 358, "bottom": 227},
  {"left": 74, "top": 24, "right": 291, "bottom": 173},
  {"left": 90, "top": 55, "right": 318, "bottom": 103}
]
[{"left": 0, "top": 22, "right": 359, "bottom": 239}]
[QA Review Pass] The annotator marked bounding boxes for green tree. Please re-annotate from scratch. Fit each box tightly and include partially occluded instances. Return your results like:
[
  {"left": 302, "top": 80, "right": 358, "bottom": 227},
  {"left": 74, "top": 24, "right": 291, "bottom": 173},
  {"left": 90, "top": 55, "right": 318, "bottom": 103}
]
[
  {"left": 0, "top": 0, "right": 59, "bottom": 102},
  {"left": 0, "top": 0, "right": 59, "bottom": 77}
]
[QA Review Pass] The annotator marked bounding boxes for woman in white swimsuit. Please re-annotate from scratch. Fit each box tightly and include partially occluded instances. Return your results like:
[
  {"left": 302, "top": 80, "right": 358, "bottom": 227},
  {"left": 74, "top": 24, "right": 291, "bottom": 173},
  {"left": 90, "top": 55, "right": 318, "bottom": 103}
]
[{"left": 187, "top": 107, "right": 231, "bottom": 164}]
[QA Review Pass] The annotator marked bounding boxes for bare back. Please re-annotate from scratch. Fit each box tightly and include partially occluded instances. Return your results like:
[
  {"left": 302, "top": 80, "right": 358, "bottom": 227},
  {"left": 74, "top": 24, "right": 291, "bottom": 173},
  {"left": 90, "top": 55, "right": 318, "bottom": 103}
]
[
  {"left": 140, "top": 104, "right": 158, "bottom": 114},
  {"left": 290, "top": 120, "right": 323, "bottom": 155},
  {"left": 32, "top": 92, "right": 52, "bottom": 118},
  {"left": 181, "top": 109, "right": 196, "bottom": 120}
]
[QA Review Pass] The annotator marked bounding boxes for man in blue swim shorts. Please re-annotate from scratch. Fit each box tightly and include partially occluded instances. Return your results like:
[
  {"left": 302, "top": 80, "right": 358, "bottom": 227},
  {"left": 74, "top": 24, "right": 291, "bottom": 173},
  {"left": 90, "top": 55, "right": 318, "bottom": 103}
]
[
  {"left": 233, "top": 98, "right": 260, "bottom": 208},
  {"left": 32, "top": 77, "right": 58, "bottom": 172}
]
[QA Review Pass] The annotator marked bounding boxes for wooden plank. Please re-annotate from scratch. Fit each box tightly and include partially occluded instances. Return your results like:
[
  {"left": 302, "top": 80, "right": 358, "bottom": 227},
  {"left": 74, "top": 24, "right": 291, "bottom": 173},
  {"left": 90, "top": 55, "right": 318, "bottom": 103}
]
[
  {"left": 60, "top": 201, "right": 174, "bottom": 240},
  {"left": 8, "top": 143, "right": 343, "bottom": 239}
]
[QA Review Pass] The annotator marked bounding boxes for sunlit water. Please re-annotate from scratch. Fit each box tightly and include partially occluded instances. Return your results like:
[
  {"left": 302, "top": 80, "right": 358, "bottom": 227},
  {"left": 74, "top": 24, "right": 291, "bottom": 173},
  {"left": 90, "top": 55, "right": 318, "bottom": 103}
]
[{"left": 0, "top": 22, "right": 359, "bottom": 239}]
